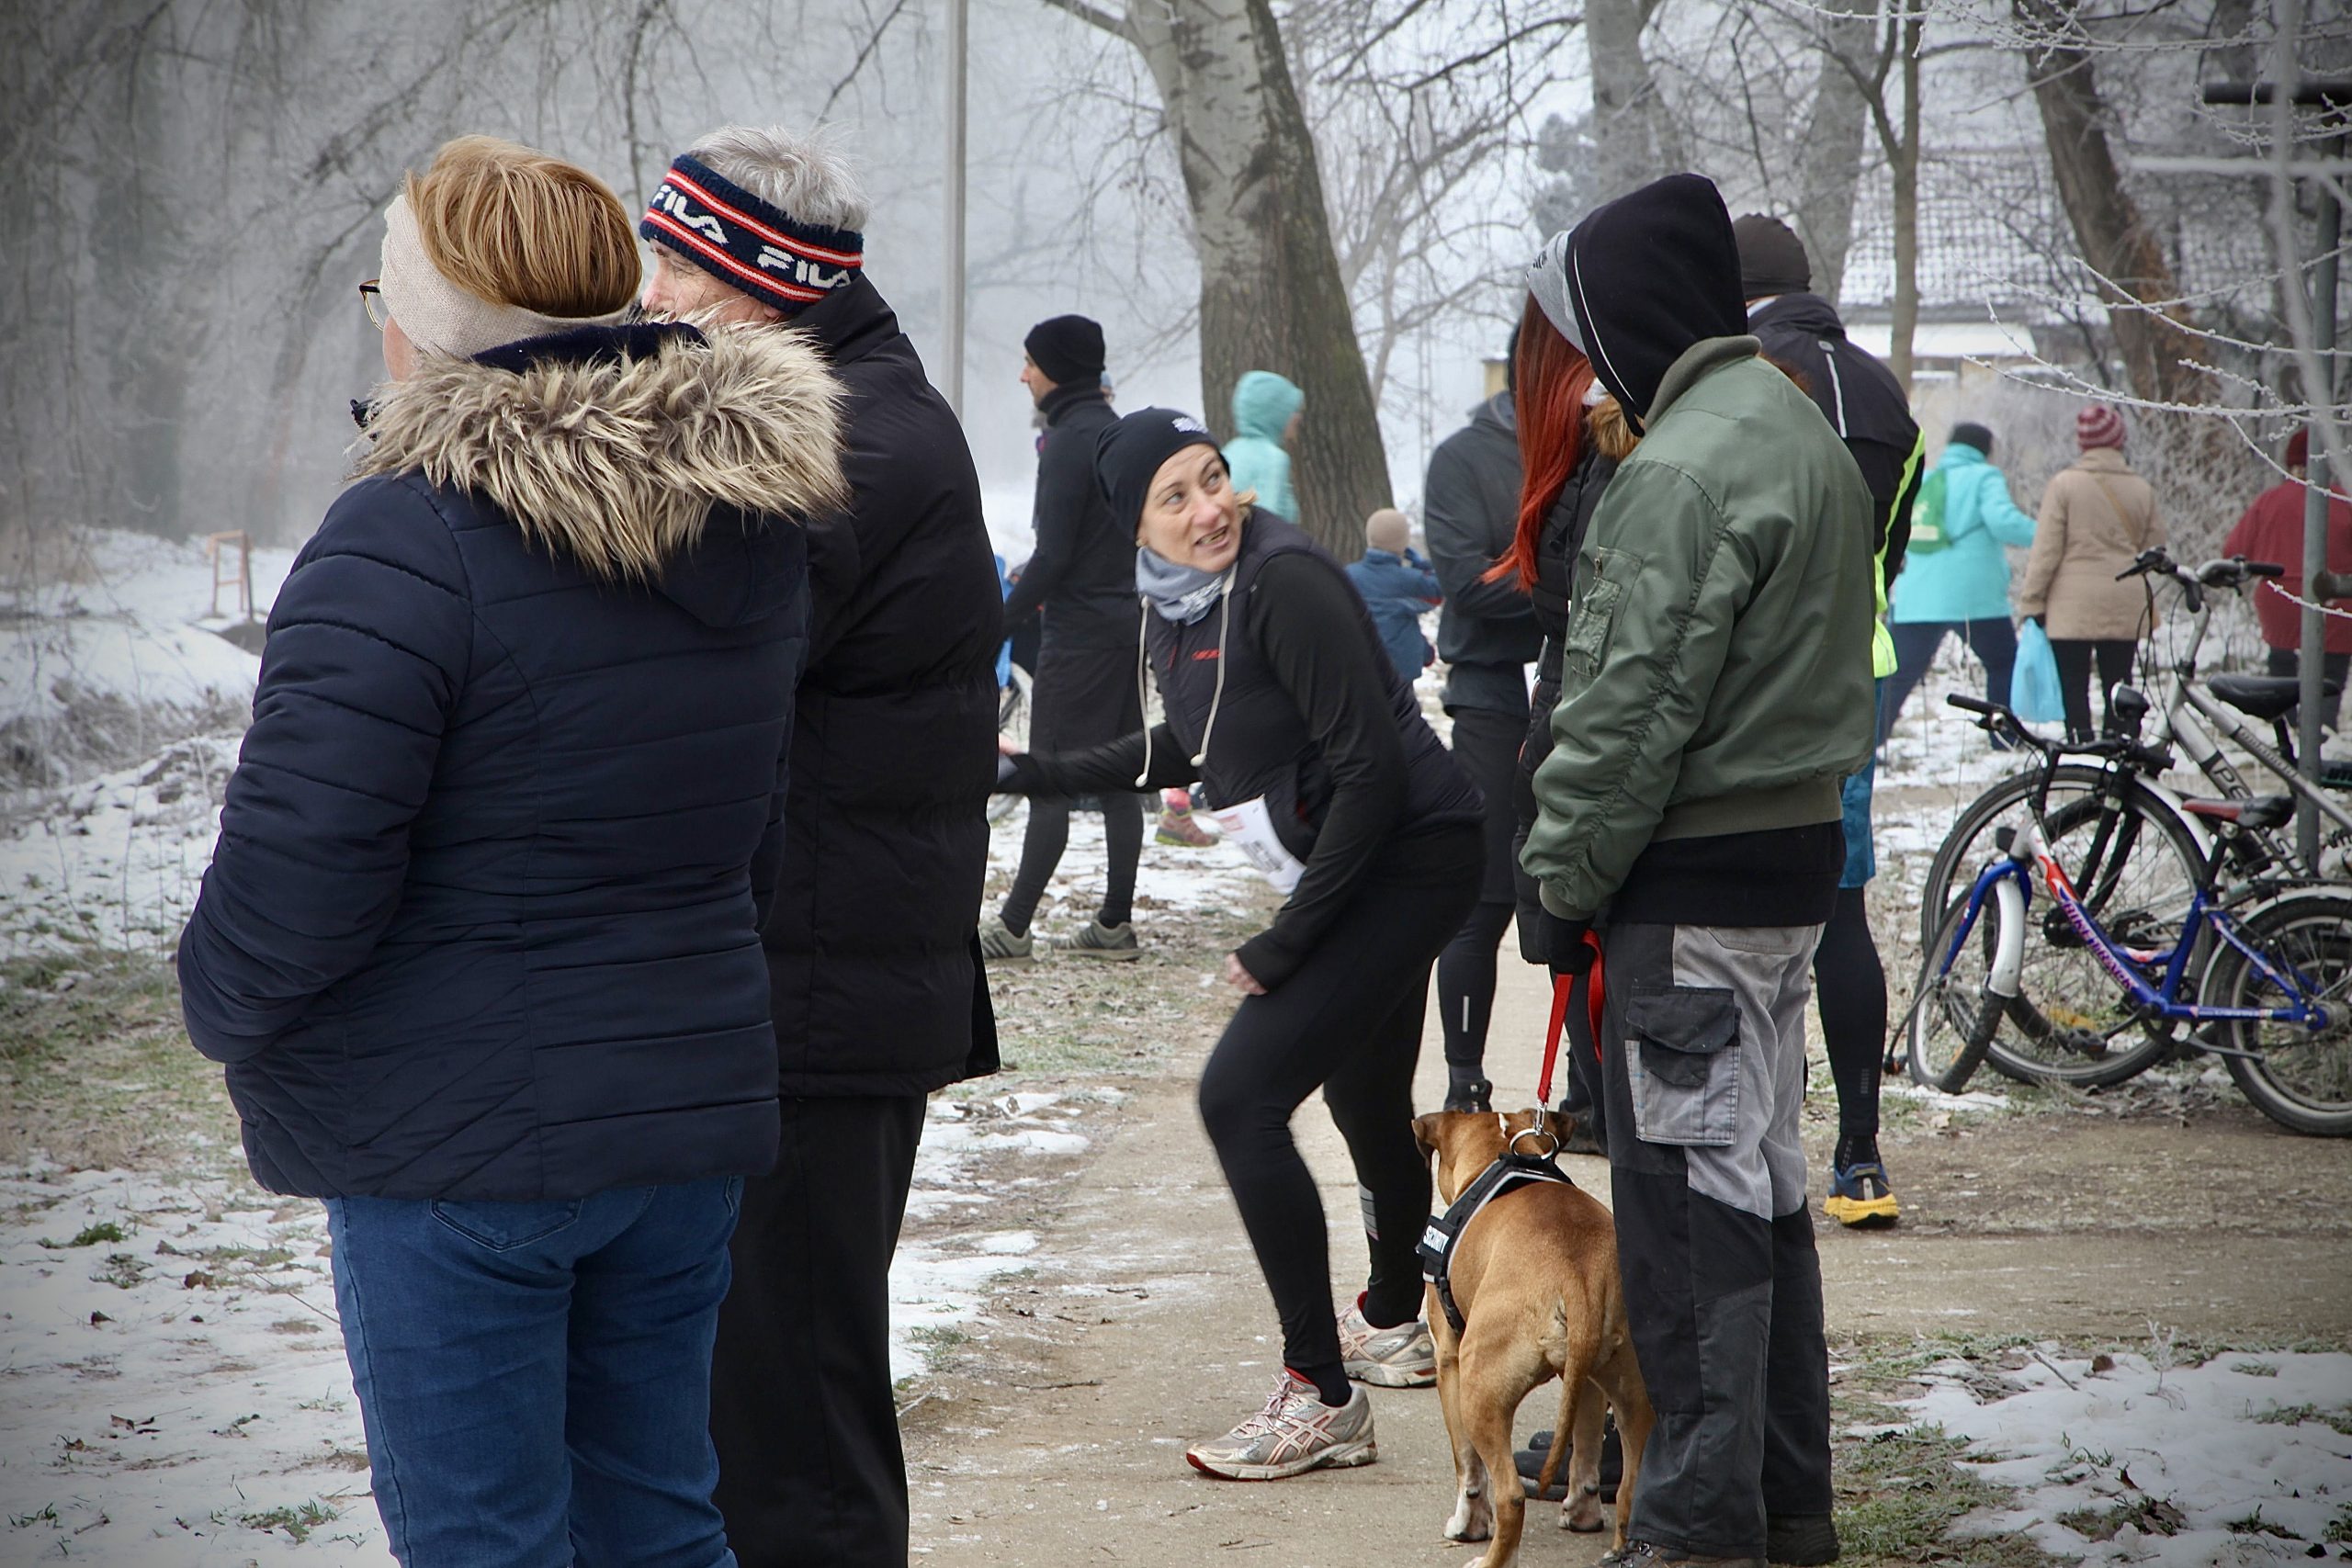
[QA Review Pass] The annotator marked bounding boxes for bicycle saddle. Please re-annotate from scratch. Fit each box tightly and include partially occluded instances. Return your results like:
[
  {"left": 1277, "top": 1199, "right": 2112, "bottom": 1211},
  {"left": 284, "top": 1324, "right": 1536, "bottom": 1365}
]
[
  {"left": 2210, "top": 673, "right": 2342, "bottom": 721},
  {"left": 2179, "top": 794, "right": 2296, "bottom": 829}
]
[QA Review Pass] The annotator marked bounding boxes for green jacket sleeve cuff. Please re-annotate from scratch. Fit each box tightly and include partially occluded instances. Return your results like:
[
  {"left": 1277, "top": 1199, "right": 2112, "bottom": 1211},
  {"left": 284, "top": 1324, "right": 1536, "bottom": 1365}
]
[{"left": 1537, "top": 883, "right": 1593, "bottom": 922}]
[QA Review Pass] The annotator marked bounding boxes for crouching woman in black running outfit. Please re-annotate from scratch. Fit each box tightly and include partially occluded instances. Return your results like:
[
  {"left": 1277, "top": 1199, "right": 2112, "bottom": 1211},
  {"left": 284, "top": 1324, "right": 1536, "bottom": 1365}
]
[{"left": 997, "top": 408, "right": 1483, "bottom": 1480}]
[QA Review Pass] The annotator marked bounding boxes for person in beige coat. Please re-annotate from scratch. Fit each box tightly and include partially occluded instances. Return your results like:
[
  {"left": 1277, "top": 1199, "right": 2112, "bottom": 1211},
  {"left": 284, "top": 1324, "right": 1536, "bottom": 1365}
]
[{"left": 2018, "top": 403, "right": 2165, "bottom": 739}]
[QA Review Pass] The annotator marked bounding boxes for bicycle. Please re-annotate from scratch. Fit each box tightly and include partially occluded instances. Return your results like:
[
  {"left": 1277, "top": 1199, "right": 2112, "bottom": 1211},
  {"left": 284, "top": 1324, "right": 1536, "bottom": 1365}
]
[
  {"left": 1904, "top": 778, "right": 2352, "bottom": 1135},
  {"left": 1921, "top": 554, "right": 2352, "bottom": 949},
  {"left": 1915, "top": 691, "right": 2219, "bottom": 1087}
]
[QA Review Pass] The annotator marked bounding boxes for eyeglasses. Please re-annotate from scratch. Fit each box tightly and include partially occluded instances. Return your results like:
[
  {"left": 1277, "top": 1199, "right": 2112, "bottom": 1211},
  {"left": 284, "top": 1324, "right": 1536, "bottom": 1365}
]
[{"left": 359, "top": 279, "right": 386, "bottom": 330}]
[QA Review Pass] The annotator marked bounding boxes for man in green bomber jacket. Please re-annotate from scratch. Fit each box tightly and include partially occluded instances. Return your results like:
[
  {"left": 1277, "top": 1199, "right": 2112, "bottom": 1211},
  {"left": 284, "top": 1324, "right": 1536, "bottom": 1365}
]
[{"left": 1521, "top": 174, "right": 1875, "bottom": 1568}]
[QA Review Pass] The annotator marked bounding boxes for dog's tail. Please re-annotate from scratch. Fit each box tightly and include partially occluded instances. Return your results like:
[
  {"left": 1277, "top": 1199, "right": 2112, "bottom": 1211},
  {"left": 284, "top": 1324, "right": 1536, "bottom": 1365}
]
[{"left": 1533, "top": 1367, "right": 1578, "bottom": 1497}]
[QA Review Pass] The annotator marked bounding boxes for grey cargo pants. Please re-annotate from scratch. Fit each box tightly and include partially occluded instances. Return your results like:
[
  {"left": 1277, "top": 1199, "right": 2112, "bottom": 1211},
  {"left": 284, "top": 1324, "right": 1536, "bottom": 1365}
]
[{"left": 1600, "top": 919, "right": 1834, "bottom": 1561}]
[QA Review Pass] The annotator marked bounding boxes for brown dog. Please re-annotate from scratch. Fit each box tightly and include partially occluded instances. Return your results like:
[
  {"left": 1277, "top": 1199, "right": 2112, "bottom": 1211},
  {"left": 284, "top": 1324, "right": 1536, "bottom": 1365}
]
[{"left": 1412, "top": 1108, "right": 1653, "bottom": 1567}]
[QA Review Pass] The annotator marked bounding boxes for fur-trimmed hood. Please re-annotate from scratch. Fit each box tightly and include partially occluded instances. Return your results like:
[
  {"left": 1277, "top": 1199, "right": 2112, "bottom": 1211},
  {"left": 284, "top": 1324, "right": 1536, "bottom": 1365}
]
[{"left": 353, "top": 321, "right": 849, "bottom": 585}]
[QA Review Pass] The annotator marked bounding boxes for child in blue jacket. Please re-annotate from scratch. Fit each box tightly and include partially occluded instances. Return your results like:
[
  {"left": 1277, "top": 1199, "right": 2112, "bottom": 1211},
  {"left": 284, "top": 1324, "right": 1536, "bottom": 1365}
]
[{"left": 1346, "top": 508, "right": 1442, "bottom": 682}]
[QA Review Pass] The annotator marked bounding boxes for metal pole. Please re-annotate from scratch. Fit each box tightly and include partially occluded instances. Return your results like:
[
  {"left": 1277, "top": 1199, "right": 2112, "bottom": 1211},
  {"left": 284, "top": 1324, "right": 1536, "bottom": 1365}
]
[
  {"left": 941, "top": 0, "right": 968, "bottom": 419},
  {"left": 2299, "top": 129, "right": 2342, "bottom": 869}
]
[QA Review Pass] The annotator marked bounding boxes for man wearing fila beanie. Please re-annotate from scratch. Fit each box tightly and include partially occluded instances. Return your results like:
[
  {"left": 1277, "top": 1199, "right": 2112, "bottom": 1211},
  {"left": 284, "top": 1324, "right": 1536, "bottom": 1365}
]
[
  {"left": 1524, "top": 173, "right": 1873, "bottom": 1568},
  {"left": 639, "top": 125, "right": 1004, "bottom": 1568}
]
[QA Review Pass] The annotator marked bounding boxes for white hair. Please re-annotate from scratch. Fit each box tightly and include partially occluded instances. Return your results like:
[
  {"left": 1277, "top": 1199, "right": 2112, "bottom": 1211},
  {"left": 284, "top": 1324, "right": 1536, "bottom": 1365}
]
[{"left": 687, "top": 124, "right": 871, "bottom": 233}]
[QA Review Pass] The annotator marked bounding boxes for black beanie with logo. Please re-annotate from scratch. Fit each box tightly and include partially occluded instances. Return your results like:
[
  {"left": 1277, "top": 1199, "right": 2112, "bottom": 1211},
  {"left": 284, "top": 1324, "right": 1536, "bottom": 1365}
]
[
  {"left": 1566, "top": 175, "right": 1746, "bottom": 432},
  {"left": 1095, "top": 407, "right": 1221, "bottom": 534}
]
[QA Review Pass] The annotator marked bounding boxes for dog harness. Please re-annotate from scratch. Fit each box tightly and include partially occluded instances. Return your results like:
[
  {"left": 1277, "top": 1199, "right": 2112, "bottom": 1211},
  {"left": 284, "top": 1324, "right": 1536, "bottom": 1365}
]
[{"left": 1416, "top": 1117, "right": 1577, "bottom": 1334}]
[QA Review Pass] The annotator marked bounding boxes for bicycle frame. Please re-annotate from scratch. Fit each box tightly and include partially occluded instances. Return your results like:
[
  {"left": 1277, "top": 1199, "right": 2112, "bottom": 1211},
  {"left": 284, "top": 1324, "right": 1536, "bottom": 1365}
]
[
  {"left": 2146, "top": 570, "right": 2352, "bottom": 851},
  {"left": 1940, "top": 822, "right": 2336, "bottom": 1038}
]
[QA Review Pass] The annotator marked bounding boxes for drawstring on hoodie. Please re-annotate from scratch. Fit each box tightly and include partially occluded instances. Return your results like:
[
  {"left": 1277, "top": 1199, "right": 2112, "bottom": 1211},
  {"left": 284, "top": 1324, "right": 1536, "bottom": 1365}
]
[
  {"left": 1132, "top": 596, "right": 1156, "bottom": 787},
  {"left": 1132, "top": 567, "right": 1238, "bottom": 786}
]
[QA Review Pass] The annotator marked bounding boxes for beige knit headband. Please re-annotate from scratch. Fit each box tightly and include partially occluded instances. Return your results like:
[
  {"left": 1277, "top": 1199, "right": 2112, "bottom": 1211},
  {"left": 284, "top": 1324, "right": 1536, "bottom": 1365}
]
[{"left": 377, "top": 193, "right": 628, "bottom": 361}]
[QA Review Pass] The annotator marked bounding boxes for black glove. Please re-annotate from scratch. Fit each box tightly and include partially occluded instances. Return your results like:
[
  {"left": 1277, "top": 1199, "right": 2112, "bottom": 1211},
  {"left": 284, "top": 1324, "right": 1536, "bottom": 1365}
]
[{"left": 1541, "top": 910, "right": 1596, "bottom": 976}]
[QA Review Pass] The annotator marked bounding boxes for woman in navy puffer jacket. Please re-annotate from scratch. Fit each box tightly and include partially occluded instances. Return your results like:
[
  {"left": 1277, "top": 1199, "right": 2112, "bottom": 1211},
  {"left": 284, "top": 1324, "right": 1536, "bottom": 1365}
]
[{"left": 175, "top": 136, "right": 847, "bottom": 1568}]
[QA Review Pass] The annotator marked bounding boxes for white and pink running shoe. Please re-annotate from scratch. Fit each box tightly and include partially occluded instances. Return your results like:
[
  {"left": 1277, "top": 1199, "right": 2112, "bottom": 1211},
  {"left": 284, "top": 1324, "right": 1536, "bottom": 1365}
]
[{"left": 1183, "top": 1370, "right": 1377, "bottom": 1480}]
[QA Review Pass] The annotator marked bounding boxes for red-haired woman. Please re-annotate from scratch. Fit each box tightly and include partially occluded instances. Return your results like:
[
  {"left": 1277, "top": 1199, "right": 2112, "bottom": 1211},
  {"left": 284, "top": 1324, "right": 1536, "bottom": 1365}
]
[{"left": 1504, "top": 231, "right": 1642, "bottom": 1148}]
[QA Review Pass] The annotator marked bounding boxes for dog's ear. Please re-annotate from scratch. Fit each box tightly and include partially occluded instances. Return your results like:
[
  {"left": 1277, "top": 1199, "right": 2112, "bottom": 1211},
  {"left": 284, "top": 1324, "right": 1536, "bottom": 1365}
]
[{"left": 1411, "top": 1111, "right": 1442, "bottom": 1160}]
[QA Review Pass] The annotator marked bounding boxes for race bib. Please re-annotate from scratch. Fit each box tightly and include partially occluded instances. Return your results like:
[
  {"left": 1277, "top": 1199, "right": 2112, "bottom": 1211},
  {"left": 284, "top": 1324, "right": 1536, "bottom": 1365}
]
[{"left": 1207, "top": 796, "right": 1306, "bottom": 894}]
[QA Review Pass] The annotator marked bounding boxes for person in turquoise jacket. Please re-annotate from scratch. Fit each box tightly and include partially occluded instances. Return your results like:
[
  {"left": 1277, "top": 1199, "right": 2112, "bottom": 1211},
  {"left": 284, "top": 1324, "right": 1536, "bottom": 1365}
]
[
  {"left": 1225, "top": 370, "right": 1304, "bottom": 522},
  {"left": 1880, "top": 421, "right": 2040, "bottom": 746}
]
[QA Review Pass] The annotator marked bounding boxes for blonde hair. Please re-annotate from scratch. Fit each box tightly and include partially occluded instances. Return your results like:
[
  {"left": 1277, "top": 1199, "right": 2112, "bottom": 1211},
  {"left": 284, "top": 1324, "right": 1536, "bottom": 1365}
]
[{"left": 404, "top": 135, "right": 639, "bottom": 318}]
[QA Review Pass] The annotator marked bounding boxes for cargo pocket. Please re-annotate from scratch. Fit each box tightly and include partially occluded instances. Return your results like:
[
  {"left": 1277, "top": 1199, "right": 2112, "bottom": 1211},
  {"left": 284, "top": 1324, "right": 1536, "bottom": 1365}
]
[{"left": 1624, "top": 985, "right": 1741, "bottom": 1147}]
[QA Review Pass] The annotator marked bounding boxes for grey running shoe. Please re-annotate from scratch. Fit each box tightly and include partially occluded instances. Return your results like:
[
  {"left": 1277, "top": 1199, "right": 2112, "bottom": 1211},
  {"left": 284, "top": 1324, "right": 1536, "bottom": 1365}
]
[
  {"left": 1337, "top": 1299, "right": 1437, "bottom": 1387},
  {"left": 1184, "top": 1371, "right": 1377, "bottom": 1480},
  {"left": 978, "top": 918, "right": 1033, "bottom": 961},
  {"left": 1054, "top": 919, "right": 1140, "bottom": 961}
]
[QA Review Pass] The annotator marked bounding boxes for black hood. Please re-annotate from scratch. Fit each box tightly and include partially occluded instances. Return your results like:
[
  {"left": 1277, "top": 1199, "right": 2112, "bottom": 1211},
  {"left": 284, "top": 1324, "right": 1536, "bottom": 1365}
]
[
  {"left": 1747, "top": 291, "right": 1848, "bottom": 340},
  {"left": 1566, "top": 174, "right": 1745, "bottom": 433}
]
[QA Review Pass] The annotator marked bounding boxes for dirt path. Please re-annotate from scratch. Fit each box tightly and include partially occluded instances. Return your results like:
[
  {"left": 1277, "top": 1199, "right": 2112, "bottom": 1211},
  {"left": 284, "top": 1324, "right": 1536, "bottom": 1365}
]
[{"left": 902, "top": 942, "right": 2352, "bottom": 1566}]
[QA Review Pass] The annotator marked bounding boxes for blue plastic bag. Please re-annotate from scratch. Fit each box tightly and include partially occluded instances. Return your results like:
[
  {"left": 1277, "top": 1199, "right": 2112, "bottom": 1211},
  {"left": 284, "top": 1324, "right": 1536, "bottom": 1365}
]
[{"left": 2010, "top": 619, "right": 2065, "bottom": 724}]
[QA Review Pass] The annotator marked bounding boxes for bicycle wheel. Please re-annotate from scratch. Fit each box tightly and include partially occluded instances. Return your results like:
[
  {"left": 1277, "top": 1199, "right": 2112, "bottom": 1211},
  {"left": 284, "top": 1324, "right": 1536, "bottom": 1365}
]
[
  {"left": 985, "top": 665, "right": 1034, "bottom": 825},
  {"left": 1905, "top": 897, "right": 2006, "bottom": 1093},
  {"left": 1918, "top": 764, "right": 2197, "bottom": 944},
  {"left": 2204, "top": 890, "right": 2352, "bottom": 1136}
]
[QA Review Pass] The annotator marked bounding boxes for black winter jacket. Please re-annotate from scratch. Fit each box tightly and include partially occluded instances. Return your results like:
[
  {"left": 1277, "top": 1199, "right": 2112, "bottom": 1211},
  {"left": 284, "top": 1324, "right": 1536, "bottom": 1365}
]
[
  {"left": 764, "top": 276, "right": 1004, "bottom": 1096},
  {"left": 1748, "top": 293, "right": 1923, "bottom": 581},
  {"left": 1423, "top": 393, "right": 1543, "bottom": 715},
  {"left": 177, "top": 322, "right": 846, "bottom": 1200},
  {"left": 1010, "top": 514, "right": 1482, "bottom": 988},
  {"left": 1002, "top": 383, "right": 1132, "bottom": 650}
]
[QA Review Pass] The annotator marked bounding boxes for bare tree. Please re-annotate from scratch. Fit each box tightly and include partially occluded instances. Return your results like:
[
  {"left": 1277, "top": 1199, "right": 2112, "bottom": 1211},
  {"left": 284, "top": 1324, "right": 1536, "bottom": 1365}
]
[{"left": 2012, "top": 0, "right": 2219, "bottom": 411}]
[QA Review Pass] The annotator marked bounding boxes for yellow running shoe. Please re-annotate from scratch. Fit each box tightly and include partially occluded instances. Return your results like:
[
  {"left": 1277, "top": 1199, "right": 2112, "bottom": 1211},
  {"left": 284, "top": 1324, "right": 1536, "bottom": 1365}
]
[{"left": 1823, "top": 1161, "right": 1900, "bottom": 1227}]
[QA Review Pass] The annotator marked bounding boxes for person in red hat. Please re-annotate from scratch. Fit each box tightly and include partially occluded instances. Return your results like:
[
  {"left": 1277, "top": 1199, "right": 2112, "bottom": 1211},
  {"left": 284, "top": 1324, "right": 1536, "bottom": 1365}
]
[
  {"left": 2224, "top": 429, "right": 2352, "bottom": 728},
  {"left": 2018, "top": 402, "right": 2166, "bottom": 740}
]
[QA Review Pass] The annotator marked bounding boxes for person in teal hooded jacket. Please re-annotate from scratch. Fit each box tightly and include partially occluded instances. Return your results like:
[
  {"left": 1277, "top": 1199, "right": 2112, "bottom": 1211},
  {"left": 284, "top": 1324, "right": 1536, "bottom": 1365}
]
[
  {"left": 1880, "top": 421, "right": 2040, "bottom": 746},
  {"left": 1225, "top": 370, "right": 1305, "bottom": 522}
]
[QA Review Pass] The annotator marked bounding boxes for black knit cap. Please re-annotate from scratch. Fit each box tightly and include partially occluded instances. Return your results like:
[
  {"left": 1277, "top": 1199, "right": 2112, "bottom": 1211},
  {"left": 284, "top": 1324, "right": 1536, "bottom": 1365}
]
[
  {"left": 1024, "top": 314, "right": 1106, "bottom": 386},
  {"left": 1567, "top": 174, "right": 1746, "bottom": 432},
  {"left": 1950, "top": 421, "right": 1996, "bottom": 457},
  {"left": 1096, "top": 407, "right": 1220, "bottom": 536},
  {"left": 1732, "top": 213, "right": 1812, "bottom": 299}
]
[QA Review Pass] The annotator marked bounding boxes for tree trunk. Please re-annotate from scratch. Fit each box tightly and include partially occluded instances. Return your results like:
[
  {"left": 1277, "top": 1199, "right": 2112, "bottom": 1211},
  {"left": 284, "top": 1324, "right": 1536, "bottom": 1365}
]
[
  {"left": 2014, "top": 0, "right": 2216, "bottom": 409},
  {"left": 1585, "top": 0, "right": 1681, "bottom": 204},
  {"left": 1889, "top": 8, "right": 1921, "bottom": 390},
  {"left": 1792, "top": 0, "right": 1874, "bottom": 305},
  {"left": 1125, "top": 0, "right": 1390, "bottom": 558}
]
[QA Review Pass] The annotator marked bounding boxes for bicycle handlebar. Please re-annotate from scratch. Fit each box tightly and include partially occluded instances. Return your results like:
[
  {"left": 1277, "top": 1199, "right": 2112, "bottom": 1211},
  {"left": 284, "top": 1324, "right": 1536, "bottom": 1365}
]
[
  {"left": 1943, "top": 693, "right": 2175, "bottom": 775},
  {"left": 2113, "top": 547, "right": 2285, "bottom": 591}
]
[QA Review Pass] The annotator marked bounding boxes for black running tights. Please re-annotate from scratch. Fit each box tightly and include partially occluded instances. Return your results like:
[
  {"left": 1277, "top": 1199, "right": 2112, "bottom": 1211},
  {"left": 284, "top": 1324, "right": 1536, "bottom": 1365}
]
[
  {"left": 1812, "top": 884, "right": 1886, "bottom": 1165},
  {"left": 1001, "top": 795, "right": 1142, "bottom": 935},
  {"left": 1439, "top": 705, "right": 1528, "bottom": 1072},
  {"left": 1196, "top": 837, "right": 1479, "bottom": 1381}
]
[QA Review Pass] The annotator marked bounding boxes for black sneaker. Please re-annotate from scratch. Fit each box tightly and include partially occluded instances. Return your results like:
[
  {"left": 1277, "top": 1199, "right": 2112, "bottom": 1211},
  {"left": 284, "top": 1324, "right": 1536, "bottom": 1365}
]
[
  {"left": 1442, "top": 1077, "right": 1493, "bottom": 1113},
  {"left": 1513, "top": 1416, "right": 1622, "bottom": 1499},
  {"left": 1766, "top": 1513, "right": 1839, "bottom": 1564}
]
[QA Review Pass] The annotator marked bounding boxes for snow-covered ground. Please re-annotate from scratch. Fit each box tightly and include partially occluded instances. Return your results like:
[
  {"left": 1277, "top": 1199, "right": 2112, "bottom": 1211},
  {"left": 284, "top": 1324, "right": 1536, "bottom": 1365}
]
[
  {"left": 0, "top": 1089, "right": 1105, "bottom": 1563},
  {"left": 1906, "top": 1348, "right": 2352, "bottom": 1564},
  {"left": 3, "top": 530, "right": 292, "bottom": 740},
  {"left": 2, "top": 530, "right": 295, "bottom": 959}
]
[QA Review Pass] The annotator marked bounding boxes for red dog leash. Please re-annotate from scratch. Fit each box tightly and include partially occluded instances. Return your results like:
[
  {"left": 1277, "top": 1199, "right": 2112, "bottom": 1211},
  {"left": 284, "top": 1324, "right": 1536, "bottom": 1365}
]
[{"left": 1534, "top": 933, "right": 1606, "bottom": 1105}]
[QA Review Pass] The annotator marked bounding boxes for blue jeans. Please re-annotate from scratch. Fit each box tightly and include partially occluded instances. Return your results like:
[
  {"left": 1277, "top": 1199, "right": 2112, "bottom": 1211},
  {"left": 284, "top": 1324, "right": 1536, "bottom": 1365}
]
[{"left": 324, "top": 1179, "right": 744, "bottom": 1568}]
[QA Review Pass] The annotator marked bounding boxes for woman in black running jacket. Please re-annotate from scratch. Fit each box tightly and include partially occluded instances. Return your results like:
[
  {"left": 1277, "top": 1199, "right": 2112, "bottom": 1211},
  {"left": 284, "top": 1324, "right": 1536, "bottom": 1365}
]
[{"left": 997, "top": 408, "right": 1481, "bottom": 1482}]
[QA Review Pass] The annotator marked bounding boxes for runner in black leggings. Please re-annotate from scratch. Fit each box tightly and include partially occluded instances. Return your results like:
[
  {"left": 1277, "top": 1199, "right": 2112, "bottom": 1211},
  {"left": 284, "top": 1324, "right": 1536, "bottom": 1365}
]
[{"left": 998, "top": 408, "right": 1482, "bottom": 1482}]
